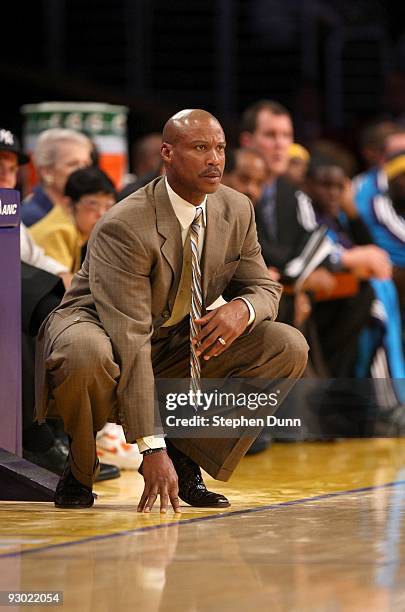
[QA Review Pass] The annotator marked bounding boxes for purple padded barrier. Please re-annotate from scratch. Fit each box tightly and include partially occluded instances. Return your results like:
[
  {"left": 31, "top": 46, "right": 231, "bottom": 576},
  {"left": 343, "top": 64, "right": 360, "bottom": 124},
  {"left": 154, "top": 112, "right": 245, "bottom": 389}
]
[{"left": 0, "top": 188, "right": 21, "bottom": 455}]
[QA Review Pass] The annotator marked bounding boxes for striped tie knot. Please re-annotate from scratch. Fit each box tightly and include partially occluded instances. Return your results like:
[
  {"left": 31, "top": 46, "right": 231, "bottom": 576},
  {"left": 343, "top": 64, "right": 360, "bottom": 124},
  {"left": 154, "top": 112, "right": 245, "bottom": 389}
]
[{"left": 192, "top": 206, "right": 203, "bottom": 227}]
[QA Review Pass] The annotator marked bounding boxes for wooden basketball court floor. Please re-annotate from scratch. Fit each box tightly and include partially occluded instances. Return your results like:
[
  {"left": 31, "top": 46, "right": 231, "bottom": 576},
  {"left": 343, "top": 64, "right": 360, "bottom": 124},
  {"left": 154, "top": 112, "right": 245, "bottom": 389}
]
[{"left": 1, "top": 439, "right": 405, "bottom": 611}]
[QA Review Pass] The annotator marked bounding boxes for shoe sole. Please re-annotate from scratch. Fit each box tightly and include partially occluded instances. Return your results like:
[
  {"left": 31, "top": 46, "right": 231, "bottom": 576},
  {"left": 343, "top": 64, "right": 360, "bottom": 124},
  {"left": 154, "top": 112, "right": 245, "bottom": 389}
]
[
  {"left": 179, "top": 496, "right": 231, "bottom": 508},
  {"left": 54, "top": 501, "right": 95, "bottom": 509},
  {"left": 54, "top": 495, "right": 96, "bottom": 509},
  {"left": 181, "top": 502, "right": 231, "bottom": 508}
]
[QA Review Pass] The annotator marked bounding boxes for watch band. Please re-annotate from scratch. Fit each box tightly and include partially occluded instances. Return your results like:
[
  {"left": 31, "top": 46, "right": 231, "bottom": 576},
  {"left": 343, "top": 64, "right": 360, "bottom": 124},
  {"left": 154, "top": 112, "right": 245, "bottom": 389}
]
[{"left": 141, "top": 447, "right": 166, "bottom": 456}]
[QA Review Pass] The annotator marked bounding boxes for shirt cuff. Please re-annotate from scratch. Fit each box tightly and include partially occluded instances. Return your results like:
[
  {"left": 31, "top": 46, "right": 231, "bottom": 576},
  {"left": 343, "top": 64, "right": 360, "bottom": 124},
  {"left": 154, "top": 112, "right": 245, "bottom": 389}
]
[
  {"left": 136, "top": 436, "right": 166, "bottom": 453},
  {"left": 232, "top": 297, "right": 255, "bottom": 326}
]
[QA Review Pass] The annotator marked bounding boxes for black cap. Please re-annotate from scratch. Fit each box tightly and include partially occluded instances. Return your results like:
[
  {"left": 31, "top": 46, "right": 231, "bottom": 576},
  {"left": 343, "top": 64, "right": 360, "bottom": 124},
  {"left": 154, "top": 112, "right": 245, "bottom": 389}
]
[{"left": 0, "top": 128, "right": 29, "bottom": 165}]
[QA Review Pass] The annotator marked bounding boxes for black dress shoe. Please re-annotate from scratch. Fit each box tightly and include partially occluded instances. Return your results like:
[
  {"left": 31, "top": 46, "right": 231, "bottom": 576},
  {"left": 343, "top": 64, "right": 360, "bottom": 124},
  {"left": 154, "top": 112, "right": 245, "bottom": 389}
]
[
  {"left": 95, "top": 463, "right": 121, "bottom": 482},
  {"left": 54, "top": 464, "right": 95, "bottom": 509},
  {"left": 23, "top": 438, "right": 69, "bottom": 474},
  {"left": 165, "top": 439, "right": 230, "bottom": 508}
]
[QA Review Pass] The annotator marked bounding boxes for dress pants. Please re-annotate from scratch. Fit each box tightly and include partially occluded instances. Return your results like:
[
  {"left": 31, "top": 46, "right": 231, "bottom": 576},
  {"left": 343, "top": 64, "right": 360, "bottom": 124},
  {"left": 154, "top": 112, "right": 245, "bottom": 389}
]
[{"left": 44, "top": 316, "right": 308, "bottom": 487}]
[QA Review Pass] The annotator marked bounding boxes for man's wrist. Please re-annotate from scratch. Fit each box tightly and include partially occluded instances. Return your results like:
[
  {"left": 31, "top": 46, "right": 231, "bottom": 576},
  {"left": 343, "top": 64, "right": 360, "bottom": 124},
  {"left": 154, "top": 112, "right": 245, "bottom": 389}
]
[
  {"left": 232, "top": 297, "right": 255, "bottom": 326},
  {"left": 141, "top": 447, "right": 166, "bottom": 456},
  {"left": 136, "top": 435, "right": 166, "bottom": 453}
]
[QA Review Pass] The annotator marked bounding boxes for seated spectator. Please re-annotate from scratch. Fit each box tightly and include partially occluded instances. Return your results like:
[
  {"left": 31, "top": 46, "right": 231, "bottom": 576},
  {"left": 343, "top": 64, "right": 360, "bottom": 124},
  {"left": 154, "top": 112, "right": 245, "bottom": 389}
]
[
  {"left": 30, "top": 166, "right": 116, "bottom": 272},
  {"left": 310, "top": 139, "right": 358, "bottom": 178},
  {"left": 239, "top": 100, "right": 337, "bottom": 293},
  {"left": 223, "top": 148, "right": 319, "bottom": 333},
  {"left": 355, "top": 136, "right": 405, "bottom": 315},
  {"left": 304, "top": 156, "right": 405, "bottom": 385},
  {"left": 222, "top": 147, "right": 268, "bottom": 207},
  {"left": 238, "top": 100, "right": 404, "bottom": 436},
  {"left": 22, "top": 128, "right": 92, "bottom": 227},
  {"left": 238, "top": 100, "right": 338, "bottom": 385},
  {"left": 0, "top": 128, "right": 68, "bottom": 471},
  {"left": 222, "top": 144, "right": 315, "bottom": 449},
  {"left": 0, "top": 127, "right": 29, "bottom": 186},
  {"left": 0, "top": 127, "right": 120, "bottom": 480}
]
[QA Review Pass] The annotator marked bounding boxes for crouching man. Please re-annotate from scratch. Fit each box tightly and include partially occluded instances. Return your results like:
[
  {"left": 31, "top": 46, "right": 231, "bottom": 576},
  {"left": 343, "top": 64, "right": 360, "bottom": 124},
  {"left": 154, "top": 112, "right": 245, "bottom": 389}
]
[{"left": 36, "top": 110, "right": 308, "bottom": 511}]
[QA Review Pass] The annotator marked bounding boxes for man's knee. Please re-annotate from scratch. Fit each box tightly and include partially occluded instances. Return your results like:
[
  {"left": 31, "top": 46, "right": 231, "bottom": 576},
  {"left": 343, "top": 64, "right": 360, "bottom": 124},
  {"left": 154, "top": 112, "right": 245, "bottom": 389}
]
[
  {"left": 48, "top": 325, "right": 118, "bottom": 381},
  {"left": 279, "top": 323, "right": 309, "bottom": 373},
  {"left": 258, "top": 321, "right": 309, "bottom": 375}
]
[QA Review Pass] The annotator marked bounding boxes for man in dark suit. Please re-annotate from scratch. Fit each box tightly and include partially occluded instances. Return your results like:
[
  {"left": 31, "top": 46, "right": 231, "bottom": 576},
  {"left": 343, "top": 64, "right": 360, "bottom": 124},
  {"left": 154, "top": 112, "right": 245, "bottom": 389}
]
[
  {"left": 36, "top": 109, "right": 308, "bottom": 511},
  {"left": 238, "top": 102, "right": 340, "bottom": 448},
  {"left": 240, "top": 101, "right": 314, "bottom": 274}
]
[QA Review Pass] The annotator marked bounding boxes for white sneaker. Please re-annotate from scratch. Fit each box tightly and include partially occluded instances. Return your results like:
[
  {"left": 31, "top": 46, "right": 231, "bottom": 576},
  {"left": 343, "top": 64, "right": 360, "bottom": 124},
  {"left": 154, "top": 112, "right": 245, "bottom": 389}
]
[{"left": 96, "top": 423, "right": 142, "bottom": 470}]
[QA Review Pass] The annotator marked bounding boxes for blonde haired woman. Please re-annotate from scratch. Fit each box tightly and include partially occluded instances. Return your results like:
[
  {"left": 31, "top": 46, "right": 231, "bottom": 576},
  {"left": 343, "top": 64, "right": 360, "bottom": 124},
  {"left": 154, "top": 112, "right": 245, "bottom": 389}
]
[{"left": 22, "top": 128, "right": 92, "bottom": 226}]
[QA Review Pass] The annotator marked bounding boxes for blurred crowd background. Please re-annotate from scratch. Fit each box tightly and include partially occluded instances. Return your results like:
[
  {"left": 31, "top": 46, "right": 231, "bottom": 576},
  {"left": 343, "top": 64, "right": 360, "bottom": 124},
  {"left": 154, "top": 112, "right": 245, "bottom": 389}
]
[{"left": 3, "top": 1, "right": 405, "bottom": 163}]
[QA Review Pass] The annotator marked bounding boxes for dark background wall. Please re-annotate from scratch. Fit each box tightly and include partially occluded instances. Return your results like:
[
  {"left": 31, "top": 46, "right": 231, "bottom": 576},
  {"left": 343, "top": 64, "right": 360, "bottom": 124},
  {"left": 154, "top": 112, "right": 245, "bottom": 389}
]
[{"left": 2, "top": 0, "right": 405, "bottom": 163}]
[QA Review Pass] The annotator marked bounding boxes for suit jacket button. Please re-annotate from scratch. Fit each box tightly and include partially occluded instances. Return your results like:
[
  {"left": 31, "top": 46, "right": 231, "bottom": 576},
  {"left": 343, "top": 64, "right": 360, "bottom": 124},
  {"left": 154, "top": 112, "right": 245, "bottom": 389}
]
[{"left": 162, "top": 311, "right": 170, "bottom": 319}]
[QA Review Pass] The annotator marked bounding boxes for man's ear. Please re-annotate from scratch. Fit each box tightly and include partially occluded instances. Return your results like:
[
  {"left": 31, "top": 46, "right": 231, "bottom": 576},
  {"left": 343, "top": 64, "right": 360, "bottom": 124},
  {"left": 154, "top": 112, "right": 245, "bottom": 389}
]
[
  {"left": 161, "top": 142, "right": 172, "bottom": 164},
  {"left": 239, "top": 131, "right": 253, "bottom": 148}
]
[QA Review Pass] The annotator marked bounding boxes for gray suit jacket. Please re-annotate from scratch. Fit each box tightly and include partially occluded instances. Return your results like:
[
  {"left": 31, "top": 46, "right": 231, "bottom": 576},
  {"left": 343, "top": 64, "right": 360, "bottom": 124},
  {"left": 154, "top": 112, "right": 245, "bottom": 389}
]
[{"left": 35, "top": 178, "right": 282, "bottom": 439}]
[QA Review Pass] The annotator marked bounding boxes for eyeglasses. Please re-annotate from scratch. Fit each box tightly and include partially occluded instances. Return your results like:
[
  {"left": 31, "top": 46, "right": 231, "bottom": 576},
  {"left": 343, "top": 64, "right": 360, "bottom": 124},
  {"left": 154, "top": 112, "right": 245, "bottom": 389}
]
[{"left": 77, "top": 197, "right": 115, "bottom": 213}]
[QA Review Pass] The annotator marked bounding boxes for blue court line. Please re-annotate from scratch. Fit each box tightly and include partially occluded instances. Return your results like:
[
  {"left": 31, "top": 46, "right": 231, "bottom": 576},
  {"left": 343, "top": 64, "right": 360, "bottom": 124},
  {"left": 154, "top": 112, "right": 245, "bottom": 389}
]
[{"left": 1, "top": 478, "right": 405, "bottom": 560}]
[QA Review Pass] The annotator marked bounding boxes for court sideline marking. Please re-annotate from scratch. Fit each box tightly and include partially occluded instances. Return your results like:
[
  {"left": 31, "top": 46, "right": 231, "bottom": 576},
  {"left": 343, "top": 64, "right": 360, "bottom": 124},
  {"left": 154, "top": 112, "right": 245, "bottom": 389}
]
[{"left": 1, "top": 478, "right": 405, "bottom": 560}]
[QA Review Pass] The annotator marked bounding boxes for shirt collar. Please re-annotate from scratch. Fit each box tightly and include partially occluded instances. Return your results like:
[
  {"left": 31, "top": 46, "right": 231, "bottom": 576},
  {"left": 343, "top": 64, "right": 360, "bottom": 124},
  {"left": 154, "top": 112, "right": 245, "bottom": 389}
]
[{"left": 165, "top": 177, "right": 207, "bottom": 230}]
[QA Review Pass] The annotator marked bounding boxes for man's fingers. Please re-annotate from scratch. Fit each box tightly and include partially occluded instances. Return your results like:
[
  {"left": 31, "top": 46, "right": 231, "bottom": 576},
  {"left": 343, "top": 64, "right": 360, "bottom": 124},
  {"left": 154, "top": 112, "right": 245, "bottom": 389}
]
[
  {"left": 193, "top": 318, "right": 218, "bottom": 346},
  {"left": 137, "top": 453, "right": 180, "bottom": 513},
  {"left": 194, "top": 310, "right": 216, "bottom": 327},
  {"left": 170, "top": 493, "right": 182, "bottom": 514},
  {"left": 137, "top": 488, "right": 150, "bottom": 512},
  {"left": 196, "top": 328, "right": 225, "bottom": 357},
  {"left": 160, "top": 490, "right": 170, "bottom": 514},
  {"left": 143, "top": 491, "right": 158, "bottom": 513},
  {"left": 138, "top": 486, "right": 181, "bottom": 513},
  {"left": 204, "top": 346, "right": 226, "bottom": 360},
  {"left": 168, "top": 482, "right": 181, "bottom": 514},
  {"left": 204, "top": 335, "right": 236, "bottom": 359}
]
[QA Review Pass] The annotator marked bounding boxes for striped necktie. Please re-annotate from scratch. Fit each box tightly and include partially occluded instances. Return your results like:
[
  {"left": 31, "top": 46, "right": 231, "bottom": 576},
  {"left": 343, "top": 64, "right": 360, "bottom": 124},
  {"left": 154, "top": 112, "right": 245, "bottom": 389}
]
[{"left": 190, "top": 206, "right": 203, "bottom": 406}]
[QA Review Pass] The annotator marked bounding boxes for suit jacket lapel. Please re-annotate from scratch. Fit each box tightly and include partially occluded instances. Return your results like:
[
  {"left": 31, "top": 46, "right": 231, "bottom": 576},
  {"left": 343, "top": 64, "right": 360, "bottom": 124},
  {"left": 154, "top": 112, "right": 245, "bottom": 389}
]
[
  {"left": 201, "top": 193, "right": 230, "bottom": 304},
  {"left": 154, "top": 178, "right": 183, "bottom": 309}
]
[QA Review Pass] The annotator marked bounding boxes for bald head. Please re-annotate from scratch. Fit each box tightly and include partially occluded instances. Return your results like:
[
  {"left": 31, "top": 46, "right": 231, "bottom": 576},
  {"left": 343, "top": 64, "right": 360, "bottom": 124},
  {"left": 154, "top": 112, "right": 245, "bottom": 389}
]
[
  {"left": 161, "top": 108, "right": 226, "bottom": 205},
  {"left": 162, "top": 109, "right": 223, "bottom": 144}
]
